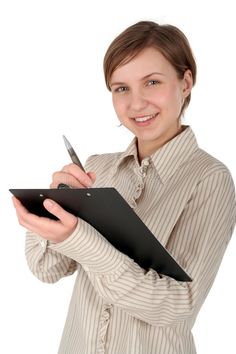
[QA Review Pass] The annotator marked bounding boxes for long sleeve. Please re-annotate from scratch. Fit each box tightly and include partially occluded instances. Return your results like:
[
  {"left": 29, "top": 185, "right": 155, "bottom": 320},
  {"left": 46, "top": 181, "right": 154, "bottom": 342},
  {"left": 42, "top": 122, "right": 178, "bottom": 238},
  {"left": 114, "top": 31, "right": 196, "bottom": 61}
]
[
  {"left": 49, "top": 170, "right": 236, "bottom": 326},
  {"left": 25, "top": 231, "right": 77, "bottom": 283},
  {"left": 23, "top": 127, "right": 236, "bottom": 353}
]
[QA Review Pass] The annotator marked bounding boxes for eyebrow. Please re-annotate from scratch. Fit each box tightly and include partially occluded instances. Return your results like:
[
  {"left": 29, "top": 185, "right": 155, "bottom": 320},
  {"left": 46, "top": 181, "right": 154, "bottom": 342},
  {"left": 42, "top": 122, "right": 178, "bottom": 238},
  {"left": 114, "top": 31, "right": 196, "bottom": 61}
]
[{"left": 110, "top": 72, "right": 165, "bottom": 87}]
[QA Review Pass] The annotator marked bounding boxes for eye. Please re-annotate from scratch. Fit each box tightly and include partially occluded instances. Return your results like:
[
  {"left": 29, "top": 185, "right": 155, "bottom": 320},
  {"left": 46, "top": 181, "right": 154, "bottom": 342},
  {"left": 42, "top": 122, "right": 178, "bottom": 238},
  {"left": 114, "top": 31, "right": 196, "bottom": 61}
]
[
  {"left": 147, "top": 79, "right": 160, "bottom": 86},
  {"left": 114, "top": 86, "right": 129, "bottom": 93}
]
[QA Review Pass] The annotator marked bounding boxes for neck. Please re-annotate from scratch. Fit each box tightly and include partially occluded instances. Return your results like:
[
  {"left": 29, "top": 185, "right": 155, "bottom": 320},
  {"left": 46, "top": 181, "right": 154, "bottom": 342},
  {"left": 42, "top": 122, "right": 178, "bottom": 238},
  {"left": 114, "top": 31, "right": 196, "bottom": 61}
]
[{"left": 137, "top": 125, "right": 186, "bottom": 162}]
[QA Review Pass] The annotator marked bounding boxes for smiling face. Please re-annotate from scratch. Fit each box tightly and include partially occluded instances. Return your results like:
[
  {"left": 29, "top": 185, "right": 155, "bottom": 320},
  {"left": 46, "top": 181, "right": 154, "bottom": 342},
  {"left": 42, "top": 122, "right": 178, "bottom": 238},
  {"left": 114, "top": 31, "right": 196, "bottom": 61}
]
[{"left": 110, "top": 47, "right": 193, "bottom": 160}]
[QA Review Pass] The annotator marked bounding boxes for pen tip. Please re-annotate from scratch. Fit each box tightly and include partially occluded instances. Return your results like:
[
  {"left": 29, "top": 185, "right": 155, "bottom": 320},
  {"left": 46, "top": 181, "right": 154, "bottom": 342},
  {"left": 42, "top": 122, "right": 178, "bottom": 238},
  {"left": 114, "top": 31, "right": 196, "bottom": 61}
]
[{"left": 62, "top": 135, "right": 72, "bottom": 150}]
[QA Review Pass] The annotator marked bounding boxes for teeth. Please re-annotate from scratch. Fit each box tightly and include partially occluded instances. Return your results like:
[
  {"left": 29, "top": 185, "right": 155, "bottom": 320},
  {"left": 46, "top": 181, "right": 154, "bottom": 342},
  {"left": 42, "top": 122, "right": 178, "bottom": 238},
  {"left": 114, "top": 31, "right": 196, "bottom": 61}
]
[{"left": 134, "top": 114, "right": 156, "bottom": 122}]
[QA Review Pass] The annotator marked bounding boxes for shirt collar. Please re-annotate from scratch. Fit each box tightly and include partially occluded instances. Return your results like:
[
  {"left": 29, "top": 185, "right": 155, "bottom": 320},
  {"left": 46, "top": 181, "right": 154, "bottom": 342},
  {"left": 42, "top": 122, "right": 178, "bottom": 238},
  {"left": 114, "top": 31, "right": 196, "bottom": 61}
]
[
  {"left": 112, "top": 137, "right": 139, "bottom": 172},
  {"left": 151, "top": 126, "right": 199, "bottom": 183},
  {"left": 112, "top": 126, "right": 199, "bottom": 184}
]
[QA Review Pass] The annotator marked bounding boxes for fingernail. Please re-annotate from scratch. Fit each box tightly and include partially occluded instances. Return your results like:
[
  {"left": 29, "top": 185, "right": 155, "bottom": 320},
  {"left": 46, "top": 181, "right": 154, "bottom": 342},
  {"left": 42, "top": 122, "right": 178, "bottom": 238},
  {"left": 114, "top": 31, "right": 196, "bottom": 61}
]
[
  {"left": 84, "top": 176, "right": 93, "bottom": 187},
  {"left": 86, "top": 180, "right": 93, "bottom": 187},
  {"left": 44, "top": 199, "right": 54, "bottom": 208}
]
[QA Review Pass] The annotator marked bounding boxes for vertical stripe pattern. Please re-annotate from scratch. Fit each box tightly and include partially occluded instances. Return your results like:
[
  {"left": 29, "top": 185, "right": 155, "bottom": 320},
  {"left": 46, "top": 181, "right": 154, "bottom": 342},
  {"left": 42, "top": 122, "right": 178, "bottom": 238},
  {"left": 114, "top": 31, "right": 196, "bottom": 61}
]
[{"left": 25, "top": 126, "right": 236, "bottom": 354}]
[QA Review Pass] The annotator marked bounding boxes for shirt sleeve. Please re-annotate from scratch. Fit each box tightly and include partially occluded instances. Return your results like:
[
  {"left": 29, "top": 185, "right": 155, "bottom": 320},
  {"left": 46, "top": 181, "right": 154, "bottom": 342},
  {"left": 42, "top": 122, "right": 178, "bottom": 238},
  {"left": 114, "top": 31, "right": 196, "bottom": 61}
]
[
  {"left": 24, "top": 155, "right": 99, "bottom": 283},
  {"left": 25, "top": 231, "right": 77, "bottom": 283},
  {"left": 49, "top": 170, "right": 236, "bottom": 326}
]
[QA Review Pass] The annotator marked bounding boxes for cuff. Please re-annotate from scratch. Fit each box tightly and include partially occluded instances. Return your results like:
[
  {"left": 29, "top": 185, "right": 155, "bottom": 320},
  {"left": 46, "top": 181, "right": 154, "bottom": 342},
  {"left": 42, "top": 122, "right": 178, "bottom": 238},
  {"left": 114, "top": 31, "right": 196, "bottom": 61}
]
[{"left": 49, "top": 218, "right": 130, "bottom": 274}]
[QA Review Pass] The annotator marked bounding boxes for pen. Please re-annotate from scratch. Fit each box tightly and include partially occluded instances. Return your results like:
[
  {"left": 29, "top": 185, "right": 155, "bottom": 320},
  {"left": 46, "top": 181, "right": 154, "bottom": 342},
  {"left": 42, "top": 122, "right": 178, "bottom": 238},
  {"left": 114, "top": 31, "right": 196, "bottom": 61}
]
[
  {"left": 58, "top": 135, "right": 85, "bottom": 189},
  {"left": 62, "top": 135, "right": 85, "bottom": 172}
]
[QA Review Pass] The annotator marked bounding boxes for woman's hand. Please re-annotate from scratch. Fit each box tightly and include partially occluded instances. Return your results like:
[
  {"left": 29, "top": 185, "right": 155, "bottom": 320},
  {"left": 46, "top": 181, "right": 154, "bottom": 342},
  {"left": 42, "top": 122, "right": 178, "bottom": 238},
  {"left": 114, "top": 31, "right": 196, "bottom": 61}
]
[
  {"left": 12, "top": 164, "right": 96, "bottom": 242},
  {"left": 12, "top": 196, "right": 78, "bottom": 243},
  {"left": 50, "top": 163, "right": 96, "bottom": 189}
]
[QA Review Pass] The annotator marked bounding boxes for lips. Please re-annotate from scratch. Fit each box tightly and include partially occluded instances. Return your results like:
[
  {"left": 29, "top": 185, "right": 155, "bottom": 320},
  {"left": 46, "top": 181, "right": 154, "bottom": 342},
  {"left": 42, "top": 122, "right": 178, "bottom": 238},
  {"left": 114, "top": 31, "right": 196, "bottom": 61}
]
[
  {"left": 134, "top": 114, "right": 154, "bottom": 122},
  {"left": 131, "top": 113, "right": 158, "bottom": 125}
]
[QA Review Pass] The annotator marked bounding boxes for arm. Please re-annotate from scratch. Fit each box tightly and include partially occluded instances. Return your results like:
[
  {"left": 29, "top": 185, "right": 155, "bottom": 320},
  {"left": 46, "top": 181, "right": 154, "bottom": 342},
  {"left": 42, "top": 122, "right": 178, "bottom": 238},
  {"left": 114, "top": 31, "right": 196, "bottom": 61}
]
[
  {"left": 49, "top": 171, "right": 236, "bottom": 326},
  {"left": 13, "top": 162, "right": 96, "bottom": 284},
  {"left": 25, "top": 231, "right": 77, "bottom": 283}
]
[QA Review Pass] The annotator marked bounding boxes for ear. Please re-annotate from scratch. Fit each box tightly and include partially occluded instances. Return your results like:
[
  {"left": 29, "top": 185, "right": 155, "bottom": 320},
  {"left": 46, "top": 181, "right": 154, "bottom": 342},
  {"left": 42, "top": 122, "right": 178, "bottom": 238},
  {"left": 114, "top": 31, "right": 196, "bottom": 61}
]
[{"left": 182, "top": 69, "right": 193, "bottom": 98}]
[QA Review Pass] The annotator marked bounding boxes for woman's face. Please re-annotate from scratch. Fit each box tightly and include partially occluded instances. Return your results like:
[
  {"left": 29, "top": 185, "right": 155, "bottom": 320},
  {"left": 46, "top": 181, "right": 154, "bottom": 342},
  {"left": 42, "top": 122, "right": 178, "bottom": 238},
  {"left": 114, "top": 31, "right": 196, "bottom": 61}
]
[{"left": 110, "top": 47, "right": 193, "bottom": 159}]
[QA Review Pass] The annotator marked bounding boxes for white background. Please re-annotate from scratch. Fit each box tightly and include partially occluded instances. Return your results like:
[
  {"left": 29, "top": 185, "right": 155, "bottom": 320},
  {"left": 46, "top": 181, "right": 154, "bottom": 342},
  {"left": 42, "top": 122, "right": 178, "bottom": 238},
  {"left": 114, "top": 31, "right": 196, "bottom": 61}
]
[{"left": 0, "top": 0, "right": 235, "bottom": 353}]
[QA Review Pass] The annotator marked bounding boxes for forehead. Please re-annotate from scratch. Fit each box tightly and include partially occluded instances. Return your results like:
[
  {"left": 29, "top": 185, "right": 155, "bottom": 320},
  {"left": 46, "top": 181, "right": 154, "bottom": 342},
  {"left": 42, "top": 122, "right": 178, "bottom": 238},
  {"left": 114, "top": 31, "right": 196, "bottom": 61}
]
[{"left": 110, "top": 47, "right": 176, "bottom": 82}]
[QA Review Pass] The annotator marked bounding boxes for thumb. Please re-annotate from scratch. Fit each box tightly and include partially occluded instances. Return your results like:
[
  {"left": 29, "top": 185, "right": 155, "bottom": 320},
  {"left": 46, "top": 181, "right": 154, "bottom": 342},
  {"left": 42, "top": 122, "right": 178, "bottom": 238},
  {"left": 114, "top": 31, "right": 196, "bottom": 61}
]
[
  {"left": 87, "top": 171, "right": 96, "bottom": 184},
  {"left": 43, "top": 199, "right": 77, "bottom": 226}
]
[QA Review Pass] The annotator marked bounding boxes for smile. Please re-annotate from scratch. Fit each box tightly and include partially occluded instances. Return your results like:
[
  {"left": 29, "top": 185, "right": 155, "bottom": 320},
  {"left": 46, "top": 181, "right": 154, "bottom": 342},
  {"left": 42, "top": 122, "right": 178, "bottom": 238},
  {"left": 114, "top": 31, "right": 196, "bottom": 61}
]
[
  {"left": 133, "top": 113, "right": 157, "bottom": 122},
  {"left": 131, "top": 113, "right": 158, "bottom": 125}
]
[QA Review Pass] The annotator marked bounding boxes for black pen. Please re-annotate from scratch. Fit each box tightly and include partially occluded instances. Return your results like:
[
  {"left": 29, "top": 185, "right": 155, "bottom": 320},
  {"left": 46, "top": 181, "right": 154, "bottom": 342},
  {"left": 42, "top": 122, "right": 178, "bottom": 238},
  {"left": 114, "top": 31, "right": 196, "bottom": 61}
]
[{"left": 58, "top": 135, "right": 85, "bottom": 189}]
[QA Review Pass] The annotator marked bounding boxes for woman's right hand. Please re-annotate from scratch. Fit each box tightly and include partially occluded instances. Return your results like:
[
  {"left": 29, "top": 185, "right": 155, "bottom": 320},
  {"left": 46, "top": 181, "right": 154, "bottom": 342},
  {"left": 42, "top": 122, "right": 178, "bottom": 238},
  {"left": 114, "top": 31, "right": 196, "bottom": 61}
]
[{"left": 50, "top": 163, "right": 96, "bottom": 189}]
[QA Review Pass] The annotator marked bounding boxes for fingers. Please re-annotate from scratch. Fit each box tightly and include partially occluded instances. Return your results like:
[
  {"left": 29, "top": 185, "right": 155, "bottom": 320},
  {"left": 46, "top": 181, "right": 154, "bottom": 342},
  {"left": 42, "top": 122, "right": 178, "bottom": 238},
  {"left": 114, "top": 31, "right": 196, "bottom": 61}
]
[
  {"left": 62, "top": 164, "right": 95, "bottom": 186},
  {"left": 12, "top": 196, "right": 78, "bottom": 243},
  {"left": 50, "top": 171, "right": 82, "bottom": 189},
  {"left": 51, "top": 163, "right": 96, "bottom": 189},
  {"left": 12, "top": 196, "right": 43, "bottom": 231},
  {"left": 43, "top": 199, "right": 77, "bottom": 228},
  {"left": 87, "top": 171, "right": 96, "bottom": 184}
]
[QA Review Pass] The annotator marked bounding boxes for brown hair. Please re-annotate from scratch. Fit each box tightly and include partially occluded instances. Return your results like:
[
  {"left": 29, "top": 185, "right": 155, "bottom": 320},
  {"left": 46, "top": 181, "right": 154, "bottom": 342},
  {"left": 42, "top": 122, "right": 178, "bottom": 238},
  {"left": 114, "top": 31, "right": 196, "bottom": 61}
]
[{"left": 103, "top": 21, "right": 197, "bottom": 115}]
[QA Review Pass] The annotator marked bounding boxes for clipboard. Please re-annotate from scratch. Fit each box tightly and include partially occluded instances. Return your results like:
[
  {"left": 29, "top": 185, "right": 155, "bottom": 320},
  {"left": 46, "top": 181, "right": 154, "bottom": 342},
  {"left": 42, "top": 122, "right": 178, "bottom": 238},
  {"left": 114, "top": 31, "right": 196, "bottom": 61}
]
[{"left": 10, "top": 188, "right": 192, "bottom": 282}]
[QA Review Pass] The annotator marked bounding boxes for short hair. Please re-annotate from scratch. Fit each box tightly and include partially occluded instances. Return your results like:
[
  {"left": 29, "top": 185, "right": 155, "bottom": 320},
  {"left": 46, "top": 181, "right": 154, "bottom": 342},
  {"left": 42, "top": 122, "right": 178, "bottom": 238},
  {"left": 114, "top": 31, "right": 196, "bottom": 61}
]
[{"left": 103, "top": 21, "right": 197, "bottom": 115}]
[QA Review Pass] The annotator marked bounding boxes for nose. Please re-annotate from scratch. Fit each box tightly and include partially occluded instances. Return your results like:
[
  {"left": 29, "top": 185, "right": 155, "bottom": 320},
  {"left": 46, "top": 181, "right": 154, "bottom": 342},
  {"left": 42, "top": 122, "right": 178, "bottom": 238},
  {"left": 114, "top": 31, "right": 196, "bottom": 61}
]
[{"left": 129, "top": 91, "right": 148, "bottom": 112}]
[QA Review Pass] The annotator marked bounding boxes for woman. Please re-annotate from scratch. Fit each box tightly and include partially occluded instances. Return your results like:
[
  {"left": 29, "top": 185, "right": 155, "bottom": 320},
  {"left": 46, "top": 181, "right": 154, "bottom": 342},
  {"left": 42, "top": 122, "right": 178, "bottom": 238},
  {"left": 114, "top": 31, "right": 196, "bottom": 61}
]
[{"left": 12, "top": 21, "right": 236, "bottom": 354}]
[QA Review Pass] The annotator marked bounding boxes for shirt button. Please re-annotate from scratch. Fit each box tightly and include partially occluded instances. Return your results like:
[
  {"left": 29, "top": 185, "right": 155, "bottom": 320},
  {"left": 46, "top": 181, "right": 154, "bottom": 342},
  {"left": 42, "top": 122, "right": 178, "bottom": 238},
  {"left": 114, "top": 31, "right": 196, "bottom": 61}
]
[
  {"left": 143, "top": 159, "right": 150, "bottom": 166},
  {"left": 130, "top": 200, "right": 136, "bottom": 208},
  {"left": 39, "top": 240, "right": 48, "bottom": 253}
]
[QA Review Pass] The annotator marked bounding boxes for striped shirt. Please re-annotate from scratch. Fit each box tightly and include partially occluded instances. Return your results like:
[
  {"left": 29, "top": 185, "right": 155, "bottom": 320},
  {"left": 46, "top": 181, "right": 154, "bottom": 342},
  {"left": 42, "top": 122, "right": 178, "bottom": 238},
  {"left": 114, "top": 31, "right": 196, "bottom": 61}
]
[{"left": 25, "top": 126, "right": 236, "bottom": 354}]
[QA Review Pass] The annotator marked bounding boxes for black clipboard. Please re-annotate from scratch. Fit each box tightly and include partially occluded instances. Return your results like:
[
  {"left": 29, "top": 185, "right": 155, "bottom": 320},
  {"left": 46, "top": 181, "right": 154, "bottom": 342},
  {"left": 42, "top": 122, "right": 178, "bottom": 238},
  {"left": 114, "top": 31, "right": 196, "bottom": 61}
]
[{"left": 10, "top": 188, "right": 192, "bottom": 282}]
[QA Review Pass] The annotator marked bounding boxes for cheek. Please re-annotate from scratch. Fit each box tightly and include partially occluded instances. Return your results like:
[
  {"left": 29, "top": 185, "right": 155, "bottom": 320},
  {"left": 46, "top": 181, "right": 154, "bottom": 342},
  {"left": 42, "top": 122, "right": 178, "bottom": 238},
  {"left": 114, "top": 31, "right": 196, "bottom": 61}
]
[
  {"left": 149, "top": 90, "right": 168, "bottom": 109},
  {"left": 112, "top": 96, "right": 127, "bottom": 116},
  {"left": 158, "top": 87, "right": 182, "bottom": 110}
]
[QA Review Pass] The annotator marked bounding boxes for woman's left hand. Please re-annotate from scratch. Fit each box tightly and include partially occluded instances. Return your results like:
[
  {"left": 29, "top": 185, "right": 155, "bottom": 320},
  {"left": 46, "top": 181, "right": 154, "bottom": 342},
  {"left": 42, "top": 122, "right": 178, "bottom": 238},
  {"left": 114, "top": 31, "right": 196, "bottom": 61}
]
[{"left": 12, "top": 196, "right": 78, "bottom": 243}]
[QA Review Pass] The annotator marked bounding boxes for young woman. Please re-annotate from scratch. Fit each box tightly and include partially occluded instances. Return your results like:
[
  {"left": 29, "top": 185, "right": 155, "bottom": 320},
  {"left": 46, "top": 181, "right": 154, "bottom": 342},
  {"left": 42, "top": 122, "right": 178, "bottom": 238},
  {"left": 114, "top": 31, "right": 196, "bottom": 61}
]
[{"left": 12, "top": 21, "right": 236, "bottom": 354}]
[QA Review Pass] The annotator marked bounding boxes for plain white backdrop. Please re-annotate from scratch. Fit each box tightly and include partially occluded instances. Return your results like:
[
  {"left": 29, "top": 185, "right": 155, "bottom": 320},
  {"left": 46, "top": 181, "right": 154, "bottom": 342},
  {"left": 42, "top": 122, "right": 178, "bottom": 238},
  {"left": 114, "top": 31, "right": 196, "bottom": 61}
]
[{"left": 0, "top": 0, "right": 235, "bottom": 353}]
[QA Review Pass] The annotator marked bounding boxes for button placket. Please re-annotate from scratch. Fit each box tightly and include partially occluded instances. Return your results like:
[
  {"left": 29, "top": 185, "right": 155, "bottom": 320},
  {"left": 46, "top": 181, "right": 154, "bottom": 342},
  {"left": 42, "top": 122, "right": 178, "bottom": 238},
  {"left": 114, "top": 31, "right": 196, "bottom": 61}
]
[
  {"left": 97, "top": 303, "right": 112, "bottom": 353},
  {"left": 131, "top": 158, "right": 151, "bottom": 205}
]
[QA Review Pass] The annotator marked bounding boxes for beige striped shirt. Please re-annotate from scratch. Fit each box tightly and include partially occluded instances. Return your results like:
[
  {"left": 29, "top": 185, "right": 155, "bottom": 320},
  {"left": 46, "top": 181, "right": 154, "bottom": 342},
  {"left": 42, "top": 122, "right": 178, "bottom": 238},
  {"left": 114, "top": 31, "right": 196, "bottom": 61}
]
[{"left": 26, "top": 126, "right": 236, "bottom": 354}]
